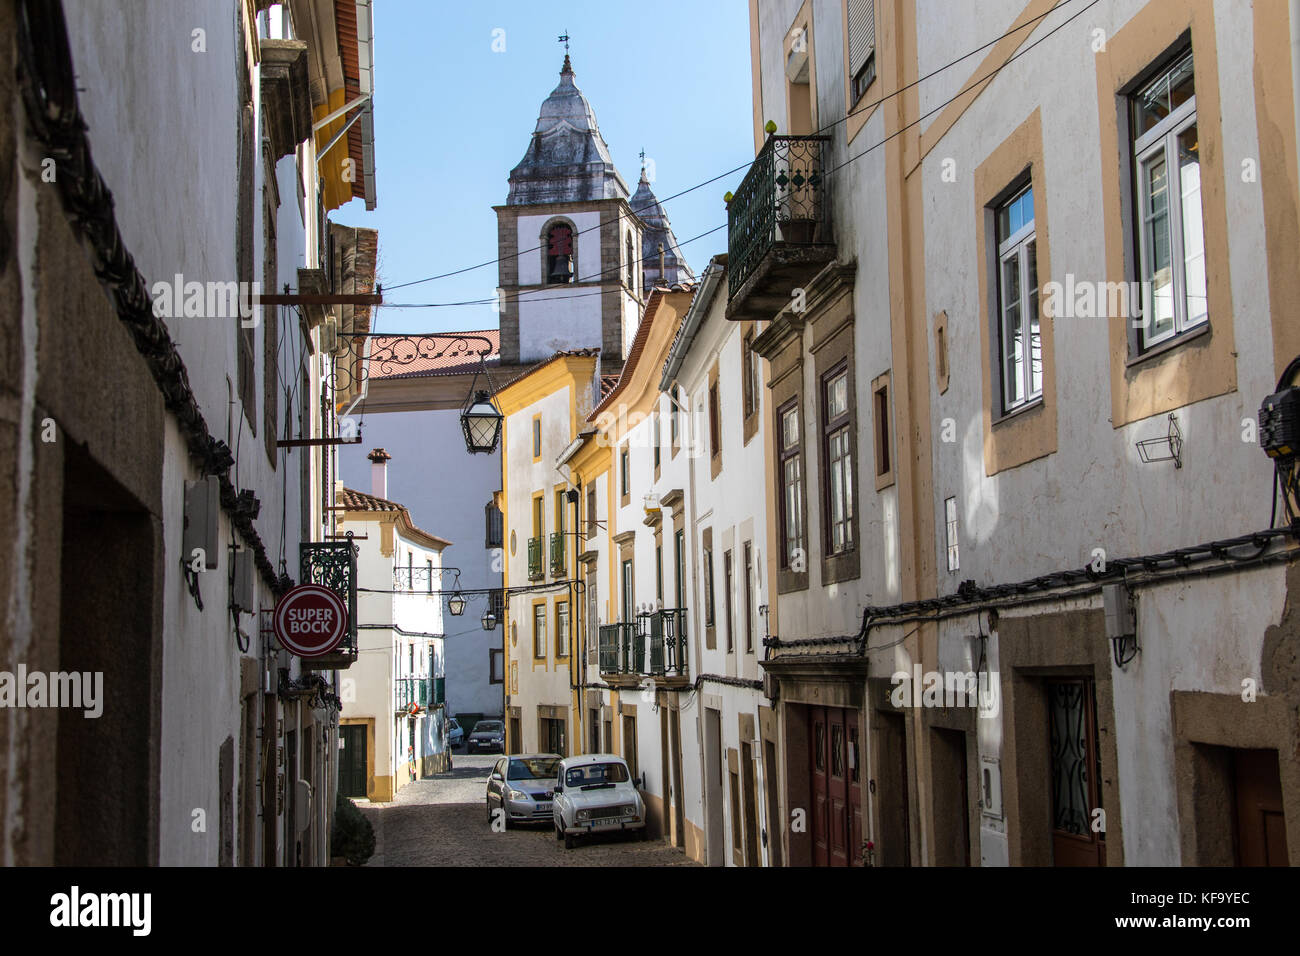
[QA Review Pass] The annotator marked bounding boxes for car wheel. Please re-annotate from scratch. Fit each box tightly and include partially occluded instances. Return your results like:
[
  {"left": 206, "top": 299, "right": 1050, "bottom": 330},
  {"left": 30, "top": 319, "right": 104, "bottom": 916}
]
[{"left": 564, "top": 832, "right": 575, "bottom": 849}]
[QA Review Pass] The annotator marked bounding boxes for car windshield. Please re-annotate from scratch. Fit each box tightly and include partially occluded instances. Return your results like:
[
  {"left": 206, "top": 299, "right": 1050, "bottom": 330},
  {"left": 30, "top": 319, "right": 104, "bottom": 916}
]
[
  {"left": 449, "top": 719, "right": 460, "bottom": 729},
  {"left": 509, "top": 757, "right": 560, "bottom": 781},
  {"left": 475, "top": 722, "right": 502, "bottom": 734},
  {"left": 565, "top": 762, "right": 630, "bottom": 788}
]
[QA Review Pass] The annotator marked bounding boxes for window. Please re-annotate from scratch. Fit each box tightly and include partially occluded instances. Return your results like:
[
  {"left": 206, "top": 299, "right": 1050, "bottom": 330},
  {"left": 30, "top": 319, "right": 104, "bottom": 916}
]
[
  {"left": 489, "top": 648, "right": 504, "bottom": 684},
  {"left": 743, "top": 542, "right": 754, "bottom": 653},
  {"left": 709, "top": 381, "right": 721, "bottom": 461},
  {"left": 406, "top": 552, "right": 414, "bottom": 590},
  {"left": 484, "top": 502, "right": 503, "bottom": 548},
  {"left": 743, "top": 331, "right": 757, "bottom": 419},
  {"left": 532, "top": 495, "right": 544, "bottom": 538},
  {"left": 823, "top": 368, "right": 854, "bottom": 555},
  {"left": 656, "top": 543, "right": 664, "bottom": 604},
  {"left": 586, "top": 485, "right": 597, "bottom": 539},
  {"left": 703, "top": 543, "right": 716, "bottom": 628},
  {"left": 546, "top": 222, "right": 574, "bottom": 284},
  {"left": 674, "top": 530, "right": 686, "bottom": 610},
  {"left": 532, "top": 416, "right": 542, "bottom": 459},
  {"left": 426, "top": 559, "right": 433, "bottom": 594},
  {"left": 489, "top": 588, "right": 505, "bottom": 625},
  {"left": 945, "top": 496, "right": 959, "bottom": 572},
  {"left": 626, "top": 233, "right": 635, "bottom": 289},
  {"left": 653, "top": 412, "right": 661, "bottom": 472},
  {"left": 670, "top": 387, "right": 681, "bottom": 450},
  {"left": 848, "top": 0, "right": 877, "bottom": 102},
  {"left": 555, "top": 602, "right": 569, "bottom": 658},
  {"left": 533, "top": 604, "right": 547, "bottom": 659},
  {"left": 995, "top": 184, "right": 1041, "bottom": 412},
  {"left": 620, "top": 447, "right": 630, "bottom": 499},
  {"left": 621, "top": 559, "right": 634, "bottom": 622},
  {"left": 1131, "top": 49, "right": 1204, "bottom": 350},
  {"left": 778, "top": 401, "right": 805, "bottom": 569},
  {"left": 723, "top": 550, "right": 734, "bottom": 653},
  {"left": 408, "top": 643, "right": 414, "bottom": 676},
  {"left": 872, "top": 376, "right": 892, "bottom": 480}
]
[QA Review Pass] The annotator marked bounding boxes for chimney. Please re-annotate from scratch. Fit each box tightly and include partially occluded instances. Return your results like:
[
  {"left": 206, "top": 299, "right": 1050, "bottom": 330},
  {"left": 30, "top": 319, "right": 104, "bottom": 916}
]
[{"left": 367, "top": 447, "right": 391, "bottom": 499}]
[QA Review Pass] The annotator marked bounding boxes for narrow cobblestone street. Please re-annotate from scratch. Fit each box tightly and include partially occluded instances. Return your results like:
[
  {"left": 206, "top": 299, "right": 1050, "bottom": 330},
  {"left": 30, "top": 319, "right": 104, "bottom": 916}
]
[{"left": 358, "top": 755, "right": 697, "bottom": 866}]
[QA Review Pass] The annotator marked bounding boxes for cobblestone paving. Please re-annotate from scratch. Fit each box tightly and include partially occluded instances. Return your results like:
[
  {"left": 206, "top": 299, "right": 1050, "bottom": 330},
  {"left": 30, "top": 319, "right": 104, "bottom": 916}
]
[{"left": 359, "top": 754, "right": 697, "bottom": 867}]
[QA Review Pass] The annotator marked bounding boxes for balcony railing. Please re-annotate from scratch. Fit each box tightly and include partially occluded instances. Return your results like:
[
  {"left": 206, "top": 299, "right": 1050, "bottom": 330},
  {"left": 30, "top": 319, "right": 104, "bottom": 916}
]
[
  {"left": 726, "top": 134, "right": 834, "bottom": 311},
  {"left": 645, "top": 608, "right": 689, "bottom": 678},
  {"left": 598, "top": 622, "right": 644, "bottom": 676},
  {"left": 527, "top": 536, "right": 544, "bottom": 581},
  {"left": 395, "top": 677, "right": 439, "bottom": 712},
  {"left": 598, "top": 611, "right": 689, "bottom": 680},
  {"left": 549, "top": 531, "right": 566, "bottom": 578}
]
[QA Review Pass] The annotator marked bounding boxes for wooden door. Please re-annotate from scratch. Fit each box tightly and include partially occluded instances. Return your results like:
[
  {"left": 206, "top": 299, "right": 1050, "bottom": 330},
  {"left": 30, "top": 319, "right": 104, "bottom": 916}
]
[
  {"left": 340, "top": 723, "right": 366, "bottom": 801},
  {"left": 1048, "top": 679, "right": 1106, "bottom": 866},
  {"left": 1234, "top": 749, "right": 1289, "bottom": 866},
  {"left": 809, "top": 706, "right": 862, "bottom": 867}
]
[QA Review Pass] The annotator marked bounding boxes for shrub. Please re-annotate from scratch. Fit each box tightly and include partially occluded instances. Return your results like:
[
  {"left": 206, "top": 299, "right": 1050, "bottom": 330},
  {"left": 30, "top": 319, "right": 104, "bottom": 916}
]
[{"left": 331, "top": 793, "right": 375, "bottom": 866}]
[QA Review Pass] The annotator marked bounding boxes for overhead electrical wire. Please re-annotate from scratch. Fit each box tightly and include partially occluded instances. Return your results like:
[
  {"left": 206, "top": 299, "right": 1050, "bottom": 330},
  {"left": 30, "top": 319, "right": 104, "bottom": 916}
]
[{"left": 378, "top": 0, "right": 1081, "bottom": 295}]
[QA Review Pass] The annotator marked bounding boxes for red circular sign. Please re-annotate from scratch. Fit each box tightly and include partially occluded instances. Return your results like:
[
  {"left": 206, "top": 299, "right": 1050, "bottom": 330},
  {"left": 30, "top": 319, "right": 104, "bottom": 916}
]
[{"left": 273, "top": 584, "right": 348, "bottom": 657}]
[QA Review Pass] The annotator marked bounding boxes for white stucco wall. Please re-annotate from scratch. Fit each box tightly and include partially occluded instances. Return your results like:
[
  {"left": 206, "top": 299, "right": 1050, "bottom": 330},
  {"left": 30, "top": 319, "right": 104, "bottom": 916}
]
[
  {"left": 61, "top": 1, "right": 333, "bottom": 864},
  {"left": 339, "top": 410, "right": 501, "bottom": 718}
]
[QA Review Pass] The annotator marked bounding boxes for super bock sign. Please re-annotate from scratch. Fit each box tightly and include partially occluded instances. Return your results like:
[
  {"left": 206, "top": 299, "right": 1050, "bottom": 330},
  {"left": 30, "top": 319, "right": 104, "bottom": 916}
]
[{"left": 273, "top": 584, "right": 348, "bottom": 658}]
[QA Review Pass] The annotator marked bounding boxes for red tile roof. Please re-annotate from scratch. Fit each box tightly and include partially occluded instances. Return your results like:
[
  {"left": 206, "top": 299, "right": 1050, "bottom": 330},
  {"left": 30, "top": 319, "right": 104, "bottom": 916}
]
[
  {"left": 598, "top": 374, "right": 619, "bottom": 401},
  {"left": 338, "top": 486, "right": 452, "bottom": 549},
  {"left": 365, "top": 330, "right": 500, "bottom": 381}
]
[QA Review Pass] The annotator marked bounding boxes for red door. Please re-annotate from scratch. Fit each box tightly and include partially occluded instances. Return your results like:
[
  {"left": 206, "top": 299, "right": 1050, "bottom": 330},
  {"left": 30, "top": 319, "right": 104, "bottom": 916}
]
[{"left": 809, "top": 706, "right": 863, "bottom": 867}]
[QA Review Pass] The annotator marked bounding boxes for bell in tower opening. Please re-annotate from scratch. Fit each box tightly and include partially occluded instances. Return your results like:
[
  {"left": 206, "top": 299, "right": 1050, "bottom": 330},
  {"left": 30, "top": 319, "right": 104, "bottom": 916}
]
[{"left": 546, "top": 223, "right": 574, "bottom": 284}]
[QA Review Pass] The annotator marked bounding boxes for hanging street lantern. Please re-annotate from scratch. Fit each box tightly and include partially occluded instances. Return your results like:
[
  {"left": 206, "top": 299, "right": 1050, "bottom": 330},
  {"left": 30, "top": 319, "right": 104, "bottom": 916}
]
[
  {"left": 481, "top": 608, "right": 497, "bottom": 631},
  {"left": 448, "top": 591, "right": 467, "bottom": 616},
  {"left": 461, "top": 389, "right": 503, "bottom": 454}
]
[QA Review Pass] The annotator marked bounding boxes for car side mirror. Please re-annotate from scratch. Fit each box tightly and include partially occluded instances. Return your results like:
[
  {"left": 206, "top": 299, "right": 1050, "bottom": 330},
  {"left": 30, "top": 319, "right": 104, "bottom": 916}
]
[
  {"left": 553, "top": 781, "right": 563, "bottom": 792},
  {"left": 490, "top": 772, "right": 501, "bottom": 780}
]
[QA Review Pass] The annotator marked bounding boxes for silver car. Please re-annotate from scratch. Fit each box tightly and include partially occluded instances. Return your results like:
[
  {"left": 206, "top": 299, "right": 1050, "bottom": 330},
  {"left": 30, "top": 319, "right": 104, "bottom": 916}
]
[
  {"left": 552, "top": 754, "right": 646, "bottom": 849},
  {"left": 484, "top": 754, "right": 562, "bottom": 828}
]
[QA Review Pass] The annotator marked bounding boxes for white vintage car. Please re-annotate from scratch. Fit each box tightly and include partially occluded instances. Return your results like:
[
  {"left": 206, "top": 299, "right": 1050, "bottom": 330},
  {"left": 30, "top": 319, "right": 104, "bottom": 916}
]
[{"left": 552, "top": 754, "right": 647, "bottom": 849}]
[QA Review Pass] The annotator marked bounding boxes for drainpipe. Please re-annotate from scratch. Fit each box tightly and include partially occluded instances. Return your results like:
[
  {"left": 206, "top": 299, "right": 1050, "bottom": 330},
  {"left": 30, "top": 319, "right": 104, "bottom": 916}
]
[{"left": 1292, "top": 1, "right": 1300, "bottom": 205}]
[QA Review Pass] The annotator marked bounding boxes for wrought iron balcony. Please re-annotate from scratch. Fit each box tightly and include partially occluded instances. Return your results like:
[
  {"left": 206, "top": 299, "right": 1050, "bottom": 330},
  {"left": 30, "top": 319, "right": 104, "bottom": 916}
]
[
  {"left": 598, "top": 622, "right": 644, "bottom": 677},
  {"left": 726, "top": 134, "right": 835, "bottom": 318},
  {"left": 395, "top": 677, "right": 438, "bottom": 713},
  {"left": 645, "top": 608, "right": 689, "bottom": 679},
  {"left": 527, "top": 536, "right": 544, "bottom": 581},
  {"left": 549, "top": 532, "right": 566, "bottom": 578},
  {"left": 298, "top": 539, "right": 358, "bottom": 670}
]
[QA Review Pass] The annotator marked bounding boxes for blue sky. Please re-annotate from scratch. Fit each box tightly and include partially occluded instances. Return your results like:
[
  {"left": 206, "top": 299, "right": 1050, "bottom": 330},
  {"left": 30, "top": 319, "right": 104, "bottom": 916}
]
[{"left": 332, "top": 0, "right": 755, "bottom": 335}]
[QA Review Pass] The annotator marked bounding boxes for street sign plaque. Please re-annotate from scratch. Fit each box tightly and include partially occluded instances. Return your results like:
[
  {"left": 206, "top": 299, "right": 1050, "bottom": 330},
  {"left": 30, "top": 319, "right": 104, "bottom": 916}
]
[{"left": 273, "top": 584, "right": 348, "bottom": 657}]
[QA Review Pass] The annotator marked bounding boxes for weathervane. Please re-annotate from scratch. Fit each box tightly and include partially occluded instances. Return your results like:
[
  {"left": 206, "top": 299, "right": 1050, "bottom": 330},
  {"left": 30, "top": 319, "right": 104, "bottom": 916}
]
[{"left": 558, "top": 31, "right": 570, "bottom": 53}]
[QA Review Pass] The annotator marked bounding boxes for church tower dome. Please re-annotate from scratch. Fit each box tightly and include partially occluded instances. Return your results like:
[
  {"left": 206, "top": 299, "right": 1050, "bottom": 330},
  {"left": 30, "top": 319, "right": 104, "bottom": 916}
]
[
  {"left": 495, "top": 55, "right": 643, "bottom": 374},
  {"left": 507, "top": 56, "right": 631, "bottom": 206},
  {"left": 629, "top": 163, "right": 696, "bottom": 289}
]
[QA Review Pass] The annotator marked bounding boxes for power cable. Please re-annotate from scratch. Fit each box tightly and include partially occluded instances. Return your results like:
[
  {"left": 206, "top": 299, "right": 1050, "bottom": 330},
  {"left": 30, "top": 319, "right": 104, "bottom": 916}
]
[{"left": 379, "top": 0, "right": 1083, "bottom": 293}]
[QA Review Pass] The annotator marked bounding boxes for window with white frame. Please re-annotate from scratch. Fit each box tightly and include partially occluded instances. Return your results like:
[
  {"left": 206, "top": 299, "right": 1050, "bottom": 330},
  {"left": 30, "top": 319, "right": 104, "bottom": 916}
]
[
  {"left": 1131, "top": 48, "right": 1204, "bottom": 350},
  {"left": 995, "top": 183, "right": 1041, "bottom": 414},
  {"left": 778, "top": 401, "right": 805, "bottom": 567},
  {"left": 823, "top": 368, "right": 854, "bottom": 555}
]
